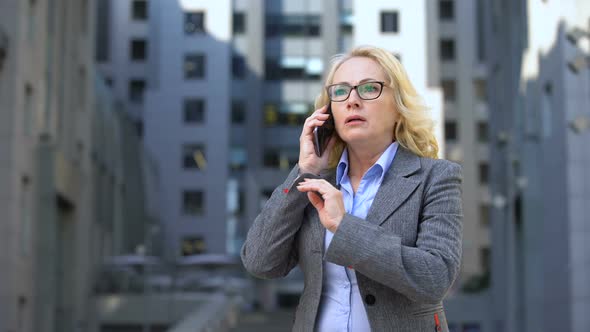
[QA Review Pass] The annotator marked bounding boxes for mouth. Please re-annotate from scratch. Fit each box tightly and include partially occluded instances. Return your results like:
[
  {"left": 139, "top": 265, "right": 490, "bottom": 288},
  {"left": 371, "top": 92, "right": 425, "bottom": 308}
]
[{"left": 345, "top": 115, "right": 367, "bottom": 125}]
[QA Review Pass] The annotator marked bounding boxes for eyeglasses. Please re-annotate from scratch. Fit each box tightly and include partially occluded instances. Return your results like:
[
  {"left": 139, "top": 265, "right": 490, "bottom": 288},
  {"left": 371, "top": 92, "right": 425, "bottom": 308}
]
[{"left": 325, "top": 81, "right": 385, "bottom": 102}]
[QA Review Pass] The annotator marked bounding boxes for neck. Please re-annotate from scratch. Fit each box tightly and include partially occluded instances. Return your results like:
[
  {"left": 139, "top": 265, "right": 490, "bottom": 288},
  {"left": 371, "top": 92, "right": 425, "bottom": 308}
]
[{"left": 346, "top": 139, "right": 393, "bottom": 178}]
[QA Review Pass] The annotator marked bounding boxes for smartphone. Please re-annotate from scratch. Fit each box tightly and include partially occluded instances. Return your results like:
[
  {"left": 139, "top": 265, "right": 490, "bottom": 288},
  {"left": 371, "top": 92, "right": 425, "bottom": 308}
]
[{"left": 313, "top": 104, "right": 335, "bottom": 157}]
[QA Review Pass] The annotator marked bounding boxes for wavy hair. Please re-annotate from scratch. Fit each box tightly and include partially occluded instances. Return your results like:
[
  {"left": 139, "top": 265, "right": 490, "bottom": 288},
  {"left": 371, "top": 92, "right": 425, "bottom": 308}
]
[{"left": 314, "top": 45, "right": 439, "bottom": 167}]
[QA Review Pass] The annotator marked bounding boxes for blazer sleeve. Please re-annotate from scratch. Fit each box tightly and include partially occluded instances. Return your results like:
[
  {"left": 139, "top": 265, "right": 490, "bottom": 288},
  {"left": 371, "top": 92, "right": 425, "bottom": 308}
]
[
  {"left": 324, "top": 161, "right": 463, "bottom": 304},
  {"left": 241, "top": 165, "right": 318, "bottom": 279}
]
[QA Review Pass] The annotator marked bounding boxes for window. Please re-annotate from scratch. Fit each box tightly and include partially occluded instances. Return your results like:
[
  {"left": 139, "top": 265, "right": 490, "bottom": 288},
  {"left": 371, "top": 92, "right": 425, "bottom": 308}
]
[
  {"left": 230, "top": 146, "right": 247, "bottom": 171},
  {"left": 439, "top": 0, "right": 454, "bottom": 20},
  {"left": 477, "top": 122, "right": 488, "bottom": 143},
  {"left": 445, "top": 121, "right": 457, "bottom": 141},
  {"left": 104, "top": 77, "right": 113, "bottom": 87},
  {"left": 441, "top": 79, "right": 456, "bottom": 102},
  {"left": 232, "top": 56, "right": 246, "bottom": 79},
  {"left": 440, "top": 39, "right": 455, "bottom": 61},
  {"left": 233, "top": 12, "right": 246, "bottom": 34},
  {"left": 183, "top": 144, "right": 206, "bottom": 170},
  {"left": 381, "top": 12, "right": 399, "bottom": 33},
  {"left": 182, "top": 191, "right": 204, "bottom": 215},
  {"left": 265, "top": 15, "right": 321, "bottom": 37},
  {"left": 263, "top": 148, "right": 298, "bottom": 170},
  {"left": 184, "top": 99, "right": 204, "bottom": 123},
  {"left": 128, "top": 79, "right": 146, "bottom": 103},
  {"left": 480, "top": 247, "right": 490, "bottom": 272},
  {"left": 181, "top": 236, "right": 205, "bottom": 256},
  {"left": 184, "top": 54, "right": 205, "bottom": 79},
  {"left": 263, "top": 102, "right": 310, "bottom": 126},
  {"left": 130, "top": 39, "right": 147, "bottom": 61},
  {"left": 478, "top": 162, "right": 489, "bottom": 184},
  {"left": 232, "top": 100, "right": 246, "bottom": 124},
  {"left": 95, "top": 0, "right": 110, "bottom": 61},
  {"left": 479, "top": 204, "right": 489, "bottom": 226},
  {"left": 131, "top": 0, "right": 148, "bottom": 20},
  {"left": 185, "top": 12, "right": 205, "bottom": 34},
  {"left": 265, "top": 57, "right": 323, "bottom": 80},
  {"left": 474, "top": 79, "right": 487, "bottom": 102}
]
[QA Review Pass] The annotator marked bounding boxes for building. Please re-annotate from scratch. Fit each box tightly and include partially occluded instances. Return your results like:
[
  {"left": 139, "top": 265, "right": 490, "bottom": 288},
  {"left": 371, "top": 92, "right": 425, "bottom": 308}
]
[
  {"left": 486, "top": 0, "right": 590, "bottom": 331},
  {"left": 0, "top": 0, "right": 150, "bottom": 331}
]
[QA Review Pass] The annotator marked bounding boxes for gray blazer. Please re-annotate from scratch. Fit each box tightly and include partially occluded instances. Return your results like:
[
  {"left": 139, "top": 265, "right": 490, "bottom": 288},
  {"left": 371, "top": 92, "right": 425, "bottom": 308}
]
[{"left": 241, "top": 147, "right": 463, "bottom": 331}]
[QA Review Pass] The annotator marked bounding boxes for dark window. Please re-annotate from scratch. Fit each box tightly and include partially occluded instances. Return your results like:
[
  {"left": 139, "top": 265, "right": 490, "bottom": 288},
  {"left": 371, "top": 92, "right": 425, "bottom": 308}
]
[
  {"left": 381, "top": 12, "right": 399, "bottom": 33},
  {"left": 232, "top": 56, "right": 246, "bottom": 79},
  {"left": 237, "top": 191, "right": 245, "bottom": 216},
  {"left": 183, "top": 144, "right": 206, "bottom": 170},
  {"left": 479, "top": 162, "right": 489, "bottom": 184},
  {"left": 263, "top": 148, "right": 298, "bottom": 169},
  {"left": 182, "top": 191, "right": 204, "bottom": 215},
  {"left": 230, "top": 146, "right": 247, "bottom": 171},
  {"left": 440, "top": 39, "right": 455, "bottom": 61},
  {"left": 263, "top": 149, "right": 280, "bottom": 168},
  {"left": 445, "top": 121, "right": 457, "bottom": 140},
  {"left": 480, "top": 204, "right": 489, "bottom": 226},
  {"left": 184, "top": 99, "right": 204, "bottom": 123},
  {"left": 474, "top": 79, "right": 487, "bottom": 102},
  {"left": 233, "top": 12, "right": 246, "bottom": 34},
  {"left": 185, "top": 12, "right": 205, "bottom": 34},
  {"left": 480, "top": 247, "right": 490, "bottom": 272},
  {"left": 439, "top": 0, "right": 454, "bottom": 20},
  {"left": 264, "top": 58, "right": 322, "bottom": 81},
  {"left": 181, "top": 236, "right": 206, "bottom": 256},
  {"left": 131, "top": 0, "right": 148, "bottom": 20},
  {"left": 477, "top": 122, "right": 489, "bottom": 143},
  {"left": 232, "top": 100, "right": 246, "bottom": 124},
  {"left": 442, "top": 79, "right": 456, "bottom": 101},
  {"left": 184, "top": 54, "right": 205, "bottom": 79},
  {"left": 96, "top": 0, "right": 110, "bottom": 61},
  {"left": 128, "top": 79, "right": 146, "bottom": 103},
  {"left": 265, "top": 15, "right": 321, "bottom": 37},
  {"left": 130, "top": 39, "right": 147, "bottom": 61}
]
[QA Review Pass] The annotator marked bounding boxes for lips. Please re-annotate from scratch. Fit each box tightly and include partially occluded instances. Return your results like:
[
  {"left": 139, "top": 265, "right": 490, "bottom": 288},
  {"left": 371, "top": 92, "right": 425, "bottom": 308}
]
[{"left": 345, "top": 115, "right": 367, "bottom": 124}]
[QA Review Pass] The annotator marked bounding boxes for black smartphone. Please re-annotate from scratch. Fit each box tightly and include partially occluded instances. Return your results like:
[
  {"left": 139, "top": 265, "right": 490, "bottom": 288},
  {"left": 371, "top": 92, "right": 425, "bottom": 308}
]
[{"left": 313, "top": 104, "right": 335, "bottom": 157}]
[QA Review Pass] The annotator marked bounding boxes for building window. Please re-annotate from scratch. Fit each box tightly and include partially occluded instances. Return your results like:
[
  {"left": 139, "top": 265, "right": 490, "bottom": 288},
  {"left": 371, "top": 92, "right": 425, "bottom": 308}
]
[
  {"left": 474, "top": 79, "right": 487, "bottom": 102},
  {"left": 478, "top": 162, "right": 489, "bottom": 184},
  {"left": 230, "top": 146, "right": 247, "bottom": 171},
  {"left": 185, "top": 12, "right": 205, "bottom": 34},
  {"left": 265, "top": 57, "right": 323, "bottom": 80},
  {"left": 477, "top": 122, "right": 489, "bottom": 143},
  {"left": 380, "top": 11, "right": 399, "bottom": 33},
  {"left": 480, "top": 247, "right": 490, "bottom": 272},
  {"left": 441, "top": 79, "right": 456, "bottom": 102},
  {"left": 183, "top": 144, "right": 206, "bottom": 170},
  {"left": 263, "top": 148, "right": 298, "bottom": 170},
  {"left": 266, "top": 15, "right": 321, "bottom": 37},
  {"left": 440, "top": 39, "right": 455, "bottom": 61},
  {"left": 181, "top": 236, "right": 206, "bottom": 256},
  {"left": 131, "top": 0, "right": 148, "bottom": 20},
  {"left": 439, "top": 0, "right": 454, "bottom": 20},
  {"left": 182, "top": 191, "right": 204, "bottom": 215},
  {"left": 263, "top": 102, "right": 310, "bottom": 126},
  {"left": 480, "top": 204, "right": 489, "bottom": 226},
  {"left": 445, "top": 121, "right": 457, "bottom": 141},
  {"left": 233, "top": 12, "right": 246, "bottom": 34},
  {"left": 184, "top": 99, "right": 205, "bottom": 123},
  {"left": 128, "top": 79, "right": 146, "bottom": 103},
  {"left": 232, "top": 56, "right": 246, "bottom": 79},
  {"left": 130, "top": 39, "right": 147, "bottom": 61},
  {"left": 232, "top": 100, "right": 246, "bottom": 124},
  {"left": 184, "top": 54, "right": 205, "bottom": 79}
]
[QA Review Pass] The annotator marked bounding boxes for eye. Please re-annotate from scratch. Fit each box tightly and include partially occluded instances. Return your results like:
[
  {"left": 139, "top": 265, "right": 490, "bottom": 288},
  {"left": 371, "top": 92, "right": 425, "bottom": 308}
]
[
  {"left": 359, "top": 83, "right": 379, "bottom": 93},
  {"left": 333, "top": 86, "right": 349, "bottom": 96}
]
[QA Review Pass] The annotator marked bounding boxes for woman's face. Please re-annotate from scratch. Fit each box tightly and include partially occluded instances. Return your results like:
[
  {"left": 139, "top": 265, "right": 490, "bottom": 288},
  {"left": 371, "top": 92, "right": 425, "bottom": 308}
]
[{"left": 330, "top": 56, "right": 399, "bottom": 148}]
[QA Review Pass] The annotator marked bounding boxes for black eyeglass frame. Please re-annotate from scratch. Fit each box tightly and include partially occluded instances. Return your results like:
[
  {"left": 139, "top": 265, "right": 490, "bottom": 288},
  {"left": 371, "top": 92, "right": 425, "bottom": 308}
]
[{"left": 325, "top": 81, "right": 386, "bottom": 102}]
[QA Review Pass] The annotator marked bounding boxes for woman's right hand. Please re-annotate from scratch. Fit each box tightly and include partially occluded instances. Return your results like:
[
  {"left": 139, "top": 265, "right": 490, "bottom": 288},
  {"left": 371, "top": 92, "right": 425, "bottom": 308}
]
[{"left": 298, "top": 105, "right": 335, "bottom": 175}]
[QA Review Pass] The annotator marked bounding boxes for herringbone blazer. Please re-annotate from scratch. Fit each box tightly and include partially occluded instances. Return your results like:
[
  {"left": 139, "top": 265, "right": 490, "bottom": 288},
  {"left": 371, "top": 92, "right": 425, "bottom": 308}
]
[{"left": 242, "top": 147, "right": 463, "bottom": 331}]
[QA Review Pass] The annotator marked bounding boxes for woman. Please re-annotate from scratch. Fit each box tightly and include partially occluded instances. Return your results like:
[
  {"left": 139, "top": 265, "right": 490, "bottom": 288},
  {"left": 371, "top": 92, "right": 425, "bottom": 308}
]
[{"left": 241, "top": 45, "right": 463, "bottom": 332}]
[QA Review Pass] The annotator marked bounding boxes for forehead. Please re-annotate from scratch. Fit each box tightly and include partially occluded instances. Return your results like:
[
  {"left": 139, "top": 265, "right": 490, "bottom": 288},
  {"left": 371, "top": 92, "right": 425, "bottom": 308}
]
[{"left": 332, "top": 56, "right": 386, "bottom": 84}]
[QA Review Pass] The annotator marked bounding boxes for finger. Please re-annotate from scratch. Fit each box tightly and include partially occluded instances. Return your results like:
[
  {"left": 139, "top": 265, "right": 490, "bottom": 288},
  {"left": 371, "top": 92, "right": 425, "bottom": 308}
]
[{"left": 307, "top": 192, "right": 324, "bottom": 209}]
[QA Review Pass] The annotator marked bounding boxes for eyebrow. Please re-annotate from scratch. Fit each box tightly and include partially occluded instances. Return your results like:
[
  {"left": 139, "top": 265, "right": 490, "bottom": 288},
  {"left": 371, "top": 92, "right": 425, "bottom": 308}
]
[{"left": 332, "top": 78, "right": 381, "bottom": 85}]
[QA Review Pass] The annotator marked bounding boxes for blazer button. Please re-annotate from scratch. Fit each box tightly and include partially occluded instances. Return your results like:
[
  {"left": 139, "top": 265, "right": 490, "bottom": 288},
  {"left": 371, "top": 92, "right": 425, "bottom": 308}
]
[{"left": 364, "top": 294, "right": 376, "bottom": 306}]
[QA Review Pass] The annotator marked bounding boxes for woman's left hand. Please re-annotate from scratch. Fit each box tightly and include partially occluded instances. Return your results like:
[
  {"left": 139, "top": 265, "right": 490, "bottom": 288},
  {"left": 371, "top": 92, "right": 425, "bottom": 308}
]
[{"left": 296, "top": 179, "right": 345, "bottom": 233}]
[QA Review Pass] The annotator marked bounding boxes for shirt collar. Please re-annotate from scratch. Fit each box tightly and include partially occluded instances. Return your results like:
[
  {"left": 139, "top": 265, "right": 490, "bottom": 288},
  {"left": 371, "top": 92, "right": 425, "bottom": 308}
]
[{"left": 336, "top": 142, "right": 399, "bottom": 186}]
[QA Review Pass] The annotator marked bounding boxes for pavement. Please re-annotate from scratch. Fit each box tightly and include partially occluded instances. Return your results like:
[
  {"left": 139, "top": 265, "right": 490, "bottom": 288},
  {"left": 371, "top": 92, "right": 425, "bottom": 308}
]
[{"left": 229, "top": 309, "right": 295, "bottom": 332}]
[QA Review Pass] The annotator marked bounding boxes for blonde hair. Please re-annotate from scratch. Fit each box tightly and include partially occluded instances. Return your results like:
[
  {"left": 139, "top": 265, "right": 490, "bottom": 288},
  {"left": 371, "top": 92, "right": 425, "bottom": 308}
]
[{"left": 314, "top": 45, "right": 439, "bottom": 168}]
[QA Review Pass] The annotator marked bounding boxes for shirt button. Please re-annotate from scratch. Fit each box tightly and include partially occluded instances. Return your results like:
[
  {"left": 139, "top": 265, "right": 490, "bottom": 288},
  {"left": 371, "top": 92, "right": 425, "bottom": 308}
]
[{"left": 364, "top": 294, "right": 376, "bottom": 306}]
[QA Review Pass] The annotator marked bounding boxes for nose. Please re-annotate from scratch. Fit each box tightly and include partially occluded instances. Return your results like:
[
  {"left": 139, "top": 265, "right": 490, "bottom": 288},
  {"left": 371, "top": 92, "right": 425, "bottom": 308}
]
[{"left": 346, "top": 88, "right": 361, "bottom": 110}]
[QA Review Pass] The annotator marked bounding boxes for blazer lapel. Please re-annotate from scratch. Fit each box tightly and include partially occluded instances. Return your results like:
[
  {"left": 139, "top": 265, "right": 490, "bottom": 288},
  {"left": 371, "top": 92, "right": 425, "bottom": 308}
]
[{"left": 366, "top": 147, "right": 422, "bottom": 226}]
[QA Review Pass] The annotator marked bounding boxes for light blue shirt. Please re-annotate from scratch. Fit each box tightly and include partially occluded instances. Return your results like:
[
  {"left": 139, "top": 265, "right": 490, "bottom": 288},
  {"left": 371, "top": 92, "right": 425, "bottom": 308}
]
[{"left": 316, "top": 142, "right": 399, "bottom": 332}]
